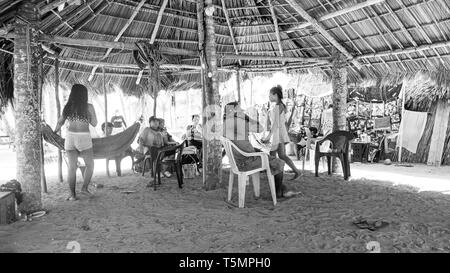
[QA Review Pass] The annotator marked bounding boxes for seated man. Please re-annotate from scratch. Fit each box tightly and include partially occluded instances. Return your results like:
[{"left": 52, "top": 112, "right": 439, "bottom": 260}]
[
  {"left": 138, "top": 116, "right": 173, "bottom": 178},
  {"left": 186, "top": 114, "right": 203, "bottom": 150},
  {"left": 158, "top": 118, "right": 176, "bottom": 145},
  {"left": 223, "top": 101, "right": 295, "bottom": 198}
]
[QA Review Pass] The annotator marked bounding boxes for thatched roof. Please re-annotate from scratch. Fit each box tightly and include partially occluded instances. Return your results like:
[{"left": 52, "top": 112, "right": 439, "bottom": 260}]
[{"left": 1, "top": 0, "right": 450, "bottom": 100}]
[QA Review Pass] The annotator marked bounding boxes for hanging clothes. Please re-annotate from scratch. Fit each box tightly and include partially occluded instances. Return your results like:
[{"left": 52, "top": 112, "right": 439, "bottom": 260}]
[{"left": 396, "top": 110, "right": 428, "bottom": 153}]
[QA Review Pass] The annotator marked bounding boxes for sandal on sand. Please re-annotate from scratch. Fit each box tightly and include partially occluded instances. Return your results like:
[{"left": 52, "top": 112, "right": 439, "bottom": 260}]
[
  {"left": 163, "top": 171, "right": 172, "bottom": 178},
  {"left": 66, "top": 196, "right": 78, "bottom": 201},
  {"left": 368, "top": 220, "right": 389, "bottom": 231},
  {"left": 353, "top": 218, "right": 389, "bottom": 231}
]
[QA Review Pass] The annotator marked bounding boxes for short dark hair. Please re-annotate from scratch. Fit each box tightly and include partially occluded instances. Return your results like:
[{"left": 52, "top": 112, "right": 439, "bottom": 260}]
[
  {"left": 149, "top": 116, "right": 158, "bottom": 124},
  {"left": 101, "top": 122, "right": 114, "bottom": 132}
]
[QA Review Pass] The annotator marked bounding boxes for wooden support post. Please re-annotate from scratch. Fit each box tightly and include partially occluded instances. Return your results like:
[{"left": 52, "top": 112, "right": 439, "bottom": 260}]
[
  {"left": 197, "top": 1, "right": 207, "bottom": 184},
  {"left": 14, "top": 0, "right": 42, "bottom": 213},
  {"left": 331, "top": 52, "right": 348, "bottom": 132},
  {"left": 202, "top": 0, "right": 222, "bottom": 190},
  {"left": 55, "top": 59, "right": 63, "bottom": 182},
  {"left": 39, "top": 48, "right": 47, "bottom": 194},
  {"left": 331, "top": 51, "right": 349, "bottom": 172}
]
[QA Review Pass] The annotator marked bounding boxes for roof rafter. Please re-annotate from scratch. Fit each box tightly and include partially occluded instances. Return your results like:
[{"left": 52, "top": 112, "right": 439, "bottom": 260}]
[
  {"left": 284, "top": 0, "right": 362, "bottom": 69},
  {"left": 382, "top": 1, "right": 435, "bottom": 68},
  {"left": 268, "top": 0, "right": 284, "bottom": 62},
  {"left": 220, "top": 0, "right": 242, "bottom": 66},
  {"left": 87, "top": 0, "right": 146, "bottom": 81},
  {"left": 286, "top": 0, "right": 385, "bottom": 33},
  {"left": 395, "top": 0, "right": 449, "bottom": 69}
]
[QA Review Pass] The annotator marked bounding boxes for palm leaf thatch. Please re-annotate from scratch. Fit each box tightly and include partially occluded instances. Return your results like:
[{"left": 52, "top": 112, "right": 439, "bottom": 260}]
[{"left": 0, "top": 0, "right": 450, "bottom": 112}]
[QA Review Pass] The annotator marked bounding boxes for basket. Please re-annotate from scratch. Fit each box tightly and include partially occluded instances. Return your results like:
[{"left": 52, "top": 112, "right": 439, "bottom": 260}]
[{"left": 182, "top": 164, "right": 197, "bottom": 179}]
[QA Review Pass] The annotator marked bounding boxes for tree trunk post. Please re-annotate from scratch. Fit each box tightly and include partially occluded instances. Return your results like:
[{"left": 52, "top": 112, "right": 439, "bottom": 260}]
[
  {"left": 39, "top": 47, "right": 47, "bottom": 194},
  {"left": 55, "top": 58, "right": 63, "bottom": 182},
  {"left": 331, "top": 51, "right": 349, "bottom": 172},
  {"left": 14, "top": 0, "right": 42, "bottom": 213},
  {"left": 201, "top": 0, "right": 222, "bottom": 190}
]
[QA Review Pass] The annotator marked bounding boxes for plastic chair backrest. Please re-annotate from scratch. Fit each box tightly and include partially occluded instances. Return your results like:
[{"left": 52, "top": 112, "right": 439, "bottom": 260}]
[
  {"left": 221, "top": 137, "right": 241, "bottom": 173},
  {"left": 320, "top": 130, "right": 353, "bottom": 153}
]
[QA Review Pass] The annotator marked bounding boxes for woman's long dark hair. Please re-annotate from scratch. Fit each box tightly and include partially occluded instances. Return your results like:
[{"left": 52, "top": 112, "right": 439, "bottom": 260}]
[
  {"left": 270, "top": 85, "right": 286, "bottom": 114},
  {"left": 62, "top": 84, "right": 89, "bottom": 120}
]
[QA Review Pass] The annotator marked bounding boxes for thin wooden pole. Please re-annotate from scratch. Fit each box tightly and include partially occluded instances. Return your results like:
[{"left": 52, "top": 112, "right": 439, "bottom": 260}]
[
  {"left": 236, "top": 69, "right": 241, "bottom": 103},
  {"left": 55, "top": 58, "right": 63, "bottom": 182},
  {"left": 308, "top": 98, "right": 313, "bottom": 127},
  {"left": 103, "top": 67, "right": 108, "bottom": 135},
  {"left": 398, "top": 87, "right": 406, "bottom": 162},
  {"left": 103, "top": 67, "right": 110, "bottom": 176}
]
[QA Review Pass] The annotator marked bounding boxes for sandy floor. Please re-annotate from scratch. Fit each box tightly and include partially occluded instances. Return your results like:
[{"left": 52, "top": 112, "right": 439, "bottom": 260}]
[{"left": 0, "top": 145, "right": 449, "bottom": 253}]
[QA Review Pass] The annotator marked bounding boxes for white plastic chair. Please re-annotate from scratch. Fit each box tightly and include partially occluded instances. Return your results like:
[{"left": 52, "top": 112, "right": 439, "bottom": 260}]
[
  {"left": 221, "top": 137, "right": 277, "bottom": 208},
  {"left": 302, "top": 128, "right": 326, "bottom": 171}
]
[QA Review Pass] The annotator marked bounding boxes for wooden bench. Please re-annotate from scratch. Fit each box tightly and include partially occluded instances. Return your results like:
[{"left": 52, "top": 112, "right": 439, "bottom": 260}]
[{"left": 0, "top": 191, "right": 16, "bottom": 225}]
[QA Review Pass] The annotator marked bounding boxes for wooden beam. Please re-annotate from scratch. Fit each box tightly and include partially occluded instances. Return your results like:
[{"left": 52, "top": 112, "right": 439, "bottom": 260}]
[
  {"left": 88, "top": 0, "right": 146, "bottom": 81},
  {"left": 46, "top": 54, "right": 207, "bottom": 70},
  {"left": 268, "top": 0, "right": 284, "bottom": 61},
  {"left": 284, "top": 0, "right": 362, "bottom": 69},
  {"left": 220, "top": 0, "right": 241, "bottom": 66},
  {"left": 221, "top": 54, "right": 330, "bottom": 64},
  {"left": 149, "top": 0, "right": 169, "bottom": 44},
  {"left": 135, "top": 70, "right": 144, "bottom": 84},
  {"left": 68, "top": 0, "right": 110, "bottom": 37},
  {"left": 286, "top": 0, "right": 385, "bottom": 32},
  {"left": 0, "top": 33, "right": 333, "bottom": 63},
  {"left": 38, "top": 0, "right": 79, "bottom": 15},
  {"left": 355, "top": 40, "right": 450, "bottom": 60}
]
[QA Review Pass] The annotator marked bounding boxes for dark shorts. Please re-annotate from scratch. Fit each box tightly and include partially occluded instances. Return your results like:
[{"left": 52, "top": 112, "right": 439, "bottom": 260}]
[{"left": 235, "top": 155, "right": 285, "bottom": 176}]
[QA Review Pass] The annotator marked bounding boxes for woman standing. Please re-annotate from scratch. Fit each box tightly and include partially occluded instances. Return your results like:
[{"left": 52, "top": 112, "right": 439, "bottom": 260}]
[
  {"left": 54, "top": 84, "right": 98, "bottom": 200},
  {"left": 262, "top": 85, "right": 301, "bottom": 180}
]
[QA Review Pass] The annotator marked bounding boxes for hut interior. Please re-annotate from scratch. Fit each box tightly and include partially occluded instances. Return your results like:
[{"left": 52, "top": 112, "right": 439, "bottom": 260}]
[{"left": 0, "top": 0, "right": 449, "bottom": 254}]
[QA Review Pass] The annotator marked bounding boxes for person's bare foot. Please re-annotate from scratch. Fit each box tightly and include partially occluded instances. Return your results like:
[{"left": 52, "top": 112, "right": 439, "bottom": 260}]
[
  {"left": 80, "top": 188, "right": 92, "bottom": 195},
  {"left": 66, "top": 195, "right": 78, "bottom": 201},
  {"left": 289, "top": 171, "right": 302, "bottom": 180}
]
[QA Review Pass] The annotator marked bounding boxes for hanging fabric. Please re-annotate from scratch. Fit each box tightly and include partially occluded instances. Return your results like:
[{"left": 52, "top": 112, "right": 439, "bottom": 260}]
[{"left": 396, "top": 110, "right": 428, "bottom": 154}]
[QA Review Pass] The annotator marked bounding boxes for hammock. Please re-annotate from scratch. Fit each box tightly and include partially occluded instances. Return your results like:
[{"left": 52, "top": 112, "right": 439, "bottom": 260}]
[{"left": 42, "top": 122, "right": 141, "bottom": 159}]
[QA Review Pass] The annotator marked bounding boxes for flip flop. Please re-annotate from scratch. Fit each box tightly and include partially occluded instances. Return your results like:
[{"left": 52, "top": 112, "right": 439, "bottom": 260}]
[
  {"left": 367, "top": 220, "right": 389, "bottom": 231},
  {"left": 353, "top": 219, "right": 372, "bottom": 230},
  {"left": 284, "top": 191, "right": 302, "bottom": 198},
  {"left": 121, "top": 190, "right": 136, "bottom": 194}
]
